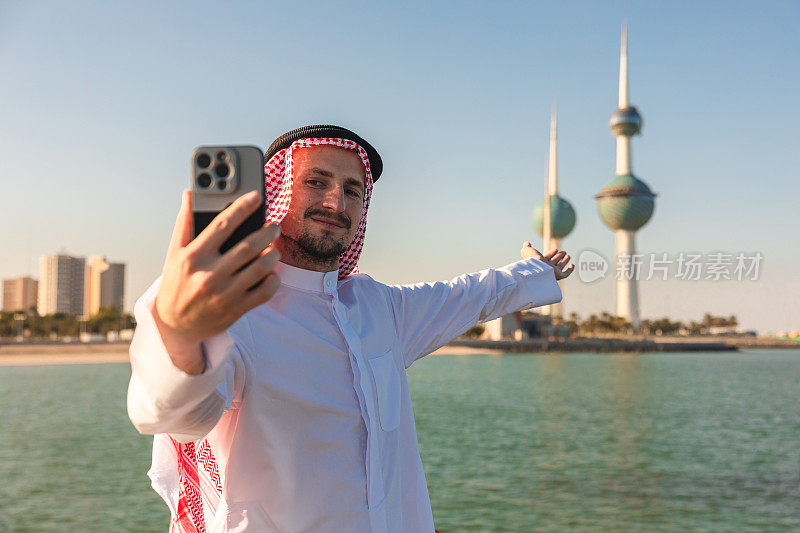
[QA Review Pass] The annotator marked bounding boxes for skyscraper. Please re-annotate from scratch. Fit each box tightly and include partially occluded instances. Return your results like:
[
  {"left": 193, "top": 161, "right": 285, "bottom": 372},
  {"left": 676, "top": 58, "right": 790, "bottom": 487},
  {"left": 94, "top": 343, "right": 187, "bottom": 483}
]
[
  {"left": 38, "top": 254, "right": 86, "bottom": 316},
  {"left": 2, "top": 276, "right": 38, "bottom": 313},
  {"left": 85, "top": 256, "right": 126, "bottom": 315},
  {"left": 595, "top": 23, "right": 657, "bottom": 330},
  {"left": 533, "top": 106, "right": 576, "bottom": 318}
]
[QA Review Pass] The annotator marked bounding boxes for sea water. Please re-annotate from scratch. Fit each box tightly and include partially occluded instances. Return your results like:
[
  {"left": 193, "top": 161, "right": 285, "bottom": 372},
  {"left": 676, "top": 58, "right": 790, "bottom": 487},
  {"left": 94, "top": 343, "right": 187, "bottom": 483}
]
[{"left": 1, "top": 350, "right": 798, "bottom": 531}]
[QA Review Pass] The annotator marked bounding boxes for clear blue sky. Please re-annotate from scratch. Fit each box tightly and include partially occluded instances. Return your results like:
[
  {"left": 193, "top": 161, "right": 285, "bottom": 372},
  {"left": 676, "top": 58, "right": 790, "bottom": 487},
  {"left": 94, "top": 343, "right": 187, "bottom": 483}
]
[{"left": 1, "top": 1, "right": 798, "bottom": 333}]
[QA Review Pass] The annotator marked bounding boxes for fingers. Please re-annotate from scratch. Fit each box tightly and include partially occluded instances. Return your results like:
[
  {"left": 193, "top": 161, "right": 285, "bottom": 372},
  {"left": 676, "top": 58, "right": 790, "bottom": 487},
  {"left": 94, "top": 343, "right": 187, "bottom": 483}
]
[
  {"left": 167, "top": 189, "right": 193, "bottom": 257},
  {"left": 235, "top": 271, "right": 281, "bottom": 313},
  {"left": 556, "top": 252, "right": 571, "bottom": 270},
  {"left": 543, "top": 249, "right": 568, "bottom": 267},
  {"left": 215, "top": 223, "right": 281, "bottom": 277},
  {"left": 548, "top": 251, "right": 572, "bottom": 272},
  {"left": 530, "top": 246, "right": 576, "bottom": 279},
  {"left": 544, "top": 248, "right": 559, "bottom": 260},
  {"left": 223, "top": 246, "right": 282, "bottom": 297},
  {"left": 192, "top": 190, "right": 263, "bottom": 254},
  {"left": 549, "top": 250, "right": 566, "bottom": 265}
]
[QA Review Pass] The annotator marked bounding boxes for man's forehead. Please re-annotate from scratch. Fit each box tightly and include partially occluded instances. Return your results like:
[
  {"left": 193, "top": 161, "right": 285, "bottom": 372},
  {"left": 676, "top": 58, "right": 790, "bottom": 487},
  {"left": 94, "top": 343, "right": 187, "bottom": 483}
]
[{"left": 293, "top": 145, "right": 366, "bottom": 183}]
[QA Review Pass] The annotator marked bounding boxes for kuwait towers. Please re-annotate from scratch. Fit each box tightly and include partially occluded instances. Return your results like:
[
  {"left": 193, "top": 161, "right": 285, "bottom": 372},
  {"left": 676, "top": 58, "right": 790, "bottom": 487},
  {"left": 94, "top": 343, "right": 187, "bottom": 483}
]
[
  {"left": 533, "top": 106, "right": 576, "bottom": 318},
  {"left": 595, "top": 23, "right": 657, "bottom": 330}
]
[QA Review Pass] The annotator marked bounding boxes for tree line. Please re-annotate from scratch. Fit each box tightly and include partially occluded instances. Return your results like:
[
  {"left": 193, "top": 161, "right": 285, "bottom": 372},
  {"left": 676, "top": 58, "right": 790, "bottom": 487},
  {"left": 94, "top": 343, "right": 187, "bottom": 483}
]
[
  {"left": 556, "top": 312, "right": 740, "bottom": 336},
  {"left": 5, "top": 306, "right": 742, "bottom": 340},
  {"left": 463, "top": 312, "right": 742, "bottom": 338},
  {"left": 0, "top": 306, "right": 135, "bottom": 339}
]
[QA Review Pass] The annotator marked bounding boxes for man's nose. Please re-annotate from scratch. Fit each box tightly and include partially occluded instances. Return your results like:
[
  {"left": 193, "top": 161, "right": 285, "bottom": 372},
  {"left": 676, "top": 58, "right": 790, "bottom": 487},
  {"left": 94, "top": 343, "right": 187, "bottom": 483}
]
[{"left": 321, "top": 185, "right": 346, "bottom": 212}]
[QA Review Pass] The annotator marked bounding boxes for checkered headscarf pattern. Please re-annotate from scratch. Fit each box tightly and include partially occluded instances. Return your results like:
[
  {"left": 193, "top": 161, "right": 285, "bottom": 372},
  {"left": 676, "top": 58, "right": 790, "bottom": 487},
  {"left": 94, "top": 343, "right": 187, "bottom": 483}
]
[{"left": 264, "top": 137, "right": 373, "bottom": 279}]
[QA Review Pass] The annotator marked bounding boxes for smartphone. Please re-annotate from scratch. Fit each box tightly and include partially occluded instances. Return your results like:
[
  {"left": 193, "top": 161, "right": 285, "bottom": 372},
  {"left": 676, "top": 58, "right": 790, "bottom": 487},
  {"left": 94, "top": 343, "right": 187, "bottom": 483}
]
[{"left": 191, "top": 145, "right": 266, "bottom": 254}]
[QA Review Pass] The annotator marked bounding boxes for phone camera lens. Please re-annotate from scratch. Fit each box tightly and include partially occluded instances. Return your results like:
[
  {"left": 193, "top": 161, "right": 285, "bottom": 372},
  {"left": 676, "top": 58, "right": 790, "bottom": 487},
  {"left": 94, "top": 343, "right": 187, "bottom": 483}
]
[
  {"left": 197, "top": 153, "right": 211, "bottom": 168},
  {"left": 215, "top": 163, "right": 230, "bottom": 178},
  {"left": 197, "top": 173, "right": 212, "bottom": 188},
  {"left": 217, "top": 180, "right": 227, "bottom": 190},
  {"left": 216, "top": 151, "right": 227, "bottom": 161}
]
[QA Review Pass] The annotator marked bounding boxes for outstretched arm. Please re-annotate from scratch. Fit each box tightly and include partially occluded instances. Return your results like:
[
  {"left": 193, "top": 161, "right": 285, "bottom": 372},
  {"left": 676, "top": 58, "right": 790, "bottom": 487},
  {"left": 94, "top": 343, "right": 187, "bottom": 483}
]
[{"left": 386, "top": 244, "right": 574, "bottom": 368}]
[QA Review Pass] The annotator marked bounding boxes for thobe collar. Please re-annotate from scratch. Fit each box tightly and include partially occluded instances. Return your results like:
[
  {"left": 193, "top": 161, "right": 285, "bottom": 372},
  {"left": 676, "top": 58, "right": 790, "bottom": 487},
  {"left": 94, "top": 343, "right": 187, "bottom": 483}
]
[{"left": 274, "top": 261, "right": 339, "bottom": 295}]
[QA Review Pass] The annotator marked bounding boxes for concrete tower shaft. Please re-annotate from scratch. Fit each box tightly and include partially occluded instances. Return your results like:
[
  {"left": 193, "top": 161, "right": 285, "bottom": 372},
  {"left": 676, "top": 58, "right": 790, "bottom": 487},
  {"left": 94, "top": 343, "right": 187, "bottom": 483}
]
[{"left": 595, "top": 22, "right": 657, "bottom": 330}]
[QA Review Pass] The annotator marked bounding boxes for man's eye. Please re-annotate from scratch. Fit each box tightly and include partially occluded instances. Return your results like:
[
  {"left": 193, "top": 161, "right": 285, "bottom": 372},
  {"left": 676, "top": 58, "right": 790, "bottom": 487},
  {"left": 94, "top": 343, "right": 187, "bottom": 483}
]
[
  {"left": 307, "top": 179, "right": 324, "bottom": 187},
  {"left": 346, "top": 189, "right": 361, "bottom": 198}
]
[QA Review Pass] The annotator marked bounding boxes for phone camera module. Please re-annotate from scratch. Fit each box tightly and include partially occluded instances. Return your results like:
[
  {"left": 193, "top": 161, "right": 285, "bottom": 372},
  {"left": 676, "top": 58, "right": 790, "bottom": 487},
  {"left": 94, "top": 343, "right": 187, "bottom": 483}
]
[
  {"left": 214, "top": 163, "right": 230, "bottom": 178},
  {"left": 196, "top": 153, "right": 211, "bottom": 169},
  {"left": 217, "top": 180, "right": 227, "bottom": 190},
  {"left": 216, "top": 151, "right": 227, "bottom": 161},
  {"left": 197, "top": 173, "right": 212, "bottom": 188}
]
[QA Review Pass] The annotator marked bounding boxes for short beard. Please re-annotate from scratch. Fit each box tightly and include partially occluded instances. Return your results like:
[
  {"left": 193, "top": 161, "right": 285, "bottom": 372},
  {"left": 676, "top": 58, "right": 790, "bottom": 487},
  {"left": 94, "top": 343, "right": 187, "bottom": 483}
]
[
  {"left": 281, "top": 231, "right": 349, "bottom": 270},
  {"left": 279, "top": 207, "right": 355, "bottom": 270}
]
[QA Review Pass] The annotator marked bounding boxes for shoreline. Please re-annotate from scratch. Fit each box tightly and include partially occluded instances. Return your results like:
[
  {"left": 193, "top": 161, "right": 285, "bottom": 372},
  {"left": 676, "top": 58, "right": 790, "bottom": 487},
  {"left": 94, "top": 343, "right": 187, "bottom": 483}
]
[
  {"left": 0, "top": 343, "right": 130, "bottom": 367},
  {"left": 447, "top": 335, "right": 800, "bottom": 354},
  {"left": 0, "top": 337, "right": 797, "bottom": 367}
]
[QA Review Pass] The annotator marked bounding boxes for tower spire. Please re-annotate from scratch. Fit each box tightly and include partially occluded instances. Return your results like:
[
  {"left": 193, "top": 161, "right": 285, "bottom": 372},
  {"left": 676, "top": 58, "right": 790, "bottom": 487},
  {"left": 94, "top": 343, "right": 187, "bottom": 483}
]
[
  {"left": 548, "top": 103, "right": 558, "bottom": 196},
  {"left": 542, "top": 150, "right": 551, "bottom": 252},
  {"left": 598, "top": 21, "right": 656, "bottom": 331},
  {"left": 619, "top": 20, "right": 629, "bottom": 108}
]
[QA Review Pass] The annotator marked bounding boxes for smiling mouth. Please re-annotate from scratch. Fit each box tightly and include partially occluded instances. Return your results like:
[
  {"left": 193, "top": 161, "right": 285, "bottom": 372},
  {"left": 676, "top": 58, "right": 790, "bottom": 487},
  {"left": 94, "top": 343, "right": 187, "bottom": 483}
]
[{"left": 310, "top": 217, "right": 346, "bottom": 230}]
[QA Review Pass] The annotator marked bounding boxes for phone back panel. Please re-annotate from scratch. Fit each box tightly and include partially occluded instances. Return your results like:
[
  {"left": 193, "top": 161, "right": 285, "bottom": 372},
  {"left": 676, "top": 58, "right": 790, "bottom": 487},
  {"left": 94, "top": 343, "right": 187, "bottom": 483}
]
[{"left": 191, "top": 145, "right": 266, "bottom": 254}]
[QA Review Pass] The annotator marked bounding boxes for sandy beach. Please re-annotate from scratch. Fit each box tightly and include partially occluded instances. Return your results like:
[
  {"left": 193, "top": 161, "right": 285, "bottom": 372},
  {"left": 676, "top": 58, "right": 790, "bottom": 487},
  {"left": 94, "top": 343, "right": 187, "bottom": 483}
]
[
  {"left": 430, "top": 345, "right": 505, "bottom": 356},
  {"left": 0, "top": 342, "right": 507, "bottom": 366},
  {"left": 0, "top": 343, "right": 130, "bottom": 366}
]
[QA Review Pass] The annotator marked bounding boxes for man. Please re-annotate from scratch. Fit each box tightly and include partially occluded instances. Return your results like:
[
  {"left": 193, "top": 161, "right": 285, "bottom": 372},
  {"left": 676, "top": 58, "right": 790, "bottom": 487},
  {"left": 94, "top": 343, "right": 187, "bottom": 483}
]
[{"left": 127, "top": 125, "right": 574, "bottom": 532}]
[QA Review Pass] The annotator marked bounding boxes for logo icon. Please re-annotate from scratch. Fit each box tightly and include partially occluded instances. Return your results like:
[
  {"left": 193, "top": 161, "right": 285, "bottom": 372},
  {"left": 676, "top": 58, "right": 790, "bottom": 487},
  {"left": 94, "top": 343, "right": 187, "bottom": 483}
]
[{"left": 578, "top": 249, "right": 609, "bottom": 283}]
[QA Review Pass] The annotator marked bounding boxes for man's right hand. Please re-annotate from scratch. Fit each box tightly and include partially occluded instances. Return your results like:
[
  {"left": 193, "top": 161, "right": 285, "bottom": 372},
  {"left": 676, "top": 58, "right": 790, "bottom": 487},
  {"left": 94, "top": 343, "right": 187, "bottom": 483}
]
[{"left": 153, "top": 189, "right": 281, "bottom": 375}]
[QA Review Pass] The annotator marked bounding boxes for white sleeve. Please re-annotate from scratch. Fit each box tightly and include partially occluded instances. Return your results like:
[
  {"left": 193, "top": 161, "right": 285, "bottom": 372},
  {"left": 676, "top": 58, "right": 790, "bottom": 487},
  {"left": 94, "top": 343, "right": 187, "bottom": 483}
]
[
  {"left": 126, "top": 276, "right": 248, "bottom": 443},
  {"left": 385, "top": 258, "right": 562, "bottom": 367}
]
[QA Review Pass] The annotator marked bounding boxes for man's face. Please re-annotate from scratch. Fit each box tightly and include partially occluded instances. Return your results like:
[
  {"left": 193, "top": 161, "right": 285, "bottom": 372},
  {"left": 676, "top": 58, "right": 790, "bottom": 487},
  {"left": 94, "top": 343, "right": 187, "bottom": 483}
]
[{"left": 278, "top": 145, "right": 366, "bottom": 265}]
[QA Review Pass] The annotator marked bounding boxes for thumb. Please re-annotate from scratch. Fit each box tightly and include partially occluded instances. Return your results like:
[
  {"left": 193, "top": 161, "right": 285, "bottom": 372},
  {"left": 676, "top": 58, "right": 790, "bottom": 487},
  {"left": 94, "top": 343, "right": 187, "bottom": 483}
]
[
  {"left": 168, "top": 189, "right": 193, "bottom": 255},
  {"left": 521, "top": 241, "right": 543, "bottom": 260}
]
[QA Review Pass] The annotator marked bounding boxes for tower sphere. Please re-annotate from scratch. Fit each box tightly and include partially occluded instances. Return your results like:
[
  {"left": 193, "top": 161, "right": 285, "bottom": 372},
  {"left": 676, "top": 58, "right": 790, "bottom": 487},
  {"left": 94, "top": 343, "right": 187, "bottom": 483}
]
[
  {"left": 595, "top": 173, "right": 655, "bottom": 231},
  {"left": 609, "top": 106, "right": 642, "bottom": 136},
  {"left": 533, "top": 195, "right": 577, "bottom": 239}
]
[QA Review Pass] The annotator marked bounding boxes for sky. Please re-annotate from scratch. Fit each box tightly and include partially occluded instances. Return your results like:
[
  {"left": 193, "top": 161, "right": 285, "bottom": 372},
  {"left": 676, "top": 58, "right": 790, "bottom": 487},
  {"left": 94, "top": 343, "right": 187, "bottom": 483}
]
[{"left": 1, "top": 1, "right": 798, "bottom": 334}]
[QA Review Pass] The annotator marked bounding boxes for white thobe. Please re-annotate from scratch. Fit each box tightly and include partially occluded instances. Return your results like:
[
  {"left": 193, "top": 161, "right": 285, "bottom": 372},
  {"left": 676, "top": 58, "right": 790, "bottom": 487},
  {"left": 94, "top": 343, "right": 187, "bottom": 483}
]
[{"left": 127, "top": 258, "right": 562, "bottom": 532}]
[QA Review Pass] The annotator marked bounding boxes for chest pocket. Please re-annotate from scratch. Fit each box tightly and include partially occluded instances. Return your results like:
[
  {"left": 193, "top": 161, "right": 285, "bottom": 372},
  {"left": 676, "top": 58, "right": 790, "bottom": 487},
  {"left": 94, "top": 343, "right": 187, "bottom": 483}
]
[{"left": 367, "top": 349, "right": 401, "bottom": 431}]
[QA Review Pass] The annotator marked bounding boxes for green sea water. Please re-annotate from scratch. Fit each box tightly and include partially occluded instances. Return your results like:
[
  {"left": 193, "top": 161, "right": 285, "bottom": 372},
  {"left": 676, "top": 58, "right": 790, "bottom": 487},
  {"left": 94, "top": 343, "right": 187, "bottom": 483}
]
[{"left": 1, "top": 350, "right": 798, "bottom": 532}]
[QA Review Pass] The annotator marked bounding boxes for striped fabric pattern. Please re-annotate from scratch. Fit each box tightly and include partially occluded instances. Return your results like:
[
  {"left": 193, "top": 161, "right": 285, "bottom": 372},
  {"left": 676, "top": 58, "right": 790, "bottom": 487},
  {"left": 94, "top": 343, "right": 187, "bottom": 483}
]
[{"left": 169, "top": 437, "right": 221, "bottom": 532}]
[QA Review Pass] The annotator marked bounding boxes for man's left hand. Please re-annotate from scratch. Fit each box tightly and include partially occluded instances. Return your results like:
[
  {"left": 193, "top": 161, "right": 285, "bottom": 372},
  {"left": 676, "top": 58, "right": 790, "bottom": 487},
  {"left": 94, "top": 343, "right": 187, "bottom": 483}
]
[{"left": 521, "top": 242, "right": 575, "bottom": 281}]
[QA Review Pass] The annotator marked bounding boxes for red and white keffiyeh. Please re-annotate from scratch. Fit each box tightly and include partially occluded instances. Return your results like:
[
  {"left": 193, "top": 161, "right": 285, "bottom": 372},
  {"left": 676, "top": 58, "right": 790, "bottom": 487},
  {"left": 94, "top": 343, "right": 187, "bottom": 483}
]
[
  {"left": 163, "top": 138, "right": 373, "bottom": 533},
  {"left": 264, "top": 137, "right": 374, "bottom": 279}
]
